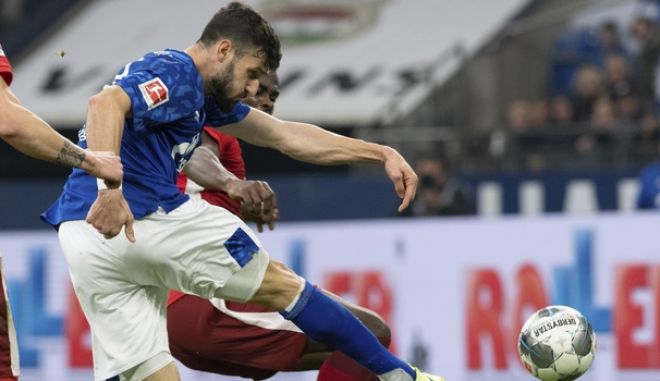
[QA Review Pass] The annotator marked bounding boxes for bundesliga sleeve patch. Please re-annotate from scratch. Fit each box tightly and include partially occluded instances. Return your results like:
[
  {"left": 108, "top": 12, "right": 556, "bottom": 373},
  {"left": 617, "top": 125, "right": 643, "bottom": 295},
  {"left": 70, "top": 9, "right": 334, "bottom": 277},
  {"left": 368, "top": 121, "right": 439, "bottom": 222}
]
[{"left": 138, "top": 77, "right": 169, "bottom": 110}]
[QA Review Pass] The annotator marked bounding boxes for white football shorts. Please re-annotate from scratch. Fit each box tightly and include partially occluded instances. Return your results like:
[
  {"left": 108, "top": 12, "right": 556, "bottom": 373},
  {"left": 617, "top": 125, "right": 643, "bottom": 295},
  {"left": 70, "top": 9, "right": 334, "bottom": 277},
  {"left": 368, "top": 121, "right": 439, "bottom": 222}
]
[{"left": 58, "top": 197, "right": 270, "bottom": 381}]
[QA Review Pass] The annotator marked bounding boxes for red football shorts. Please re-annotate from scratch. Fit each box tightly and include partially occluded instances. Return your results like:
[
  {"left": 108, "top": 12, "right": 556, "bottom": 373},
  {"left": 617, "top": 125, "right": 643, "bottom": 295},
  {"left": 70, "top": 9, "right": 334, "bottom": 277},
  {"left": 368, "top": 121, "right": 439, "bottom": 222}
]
[{"left": 168, "top": 294, "right": 308, "bottom": 380}]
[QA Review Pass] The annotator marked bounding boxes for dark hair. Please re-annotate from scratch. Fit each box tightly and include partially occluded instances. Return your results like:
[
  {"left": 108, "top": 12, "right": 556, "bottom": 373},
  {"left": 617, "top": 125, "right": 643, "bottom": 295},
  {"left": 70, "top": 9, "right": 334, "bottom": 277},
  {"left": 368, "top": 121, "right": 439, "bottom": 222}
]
[{"left": 198, "top": 2, "right": 281, "bottom": 71}]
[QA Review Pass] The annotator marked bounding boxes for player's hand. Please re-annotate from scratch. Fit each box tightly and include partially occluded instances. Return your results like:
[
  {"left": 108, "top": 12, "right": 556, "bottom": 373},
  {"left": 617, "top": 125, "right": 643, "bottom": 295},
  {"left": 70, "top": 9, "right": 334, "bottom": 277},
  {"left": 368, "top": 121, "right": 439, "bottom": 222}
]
[
  {"left": 241, "top": 202, "right": 279, "bottom": 233},
  {"left": 383, "top": 147, "right": 418, "bottom": 212},
  {"left": 84, "top": 151, "right": 123, "bottom": 188},
  {"left": 86, "top": 189, "right": 136, "bottom": 242},
  {"left": 225, "top": 179, "right": 278, "bottom": 215}
]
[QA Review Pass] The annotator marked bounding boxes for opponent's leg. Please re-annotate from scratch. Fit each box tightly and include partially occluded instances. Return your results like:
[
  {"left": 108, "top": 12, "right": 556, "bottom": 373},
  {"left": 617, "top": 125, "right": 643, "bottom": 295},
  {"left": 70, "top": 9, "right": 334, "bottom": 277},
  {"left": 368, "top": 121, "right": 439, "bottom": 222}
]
[
  {"left": 247, "top": 260, "right": 443, "bottom": 381},
  {"left": 0, "top": 258, "right": 18, "bottom": 381}
]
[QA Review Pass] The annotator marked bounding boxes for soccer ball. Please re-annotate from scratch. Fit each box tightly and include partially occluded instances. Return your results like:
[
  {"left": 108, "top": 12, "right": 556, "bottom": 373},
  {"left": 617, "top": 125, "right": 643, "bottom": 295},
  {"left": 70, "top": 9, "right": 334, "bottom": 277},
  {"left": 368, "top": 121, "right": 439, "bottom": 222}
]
[{"left": 518, "top": 305, "right": 596, "bottom": 381}]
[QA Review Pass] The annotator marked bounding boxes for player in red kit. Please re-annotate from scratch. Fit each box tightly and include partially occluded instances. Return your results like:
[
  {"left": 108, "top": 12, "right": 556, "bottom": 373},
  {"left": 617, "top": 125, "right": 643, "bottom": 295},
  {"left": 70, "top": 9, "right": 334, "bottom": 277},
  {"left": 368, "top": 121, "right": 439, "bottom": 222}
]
[
  {"left": 0, "top": 42, "right": 123, "bottom": 381},
  {"left": 167, "top": 72, "right": 389, "bottom": 381}
]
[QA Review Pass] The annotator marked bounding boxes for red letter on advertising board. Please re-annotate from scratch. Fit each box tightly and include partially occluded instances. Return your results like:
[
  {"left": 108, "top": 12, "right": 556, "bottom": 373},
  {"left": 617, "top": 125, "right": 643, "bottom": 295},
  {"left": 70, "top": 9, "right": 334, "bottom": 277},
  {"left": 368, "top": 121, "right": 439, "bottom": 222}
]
[
  {"left": 615, "top": 265, "right": 656, "bottom": 368},
  {"left": 466, "top": 269, "right": 507, "bottom": 369},
  {"left": 65, "top": 284, "right": 93, "bottom": 367},
  {"left": 325, "top": 271, "right": 396, "bottom": 352},
  {"left": 512, "top": 264, "right": 549, "bottom": 361}
]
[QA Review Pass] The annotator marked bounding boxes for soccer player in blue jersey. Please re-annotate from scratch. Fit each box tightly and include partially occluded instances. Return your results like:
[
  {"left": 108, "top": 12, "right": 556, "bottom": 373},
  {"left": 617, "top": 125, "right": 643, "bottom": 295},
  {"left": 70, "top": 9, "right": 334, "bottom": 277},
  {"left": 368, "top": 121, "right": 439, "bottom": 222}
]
[{"left": 43, "top": 3, "right": 443, "bottom": 381}]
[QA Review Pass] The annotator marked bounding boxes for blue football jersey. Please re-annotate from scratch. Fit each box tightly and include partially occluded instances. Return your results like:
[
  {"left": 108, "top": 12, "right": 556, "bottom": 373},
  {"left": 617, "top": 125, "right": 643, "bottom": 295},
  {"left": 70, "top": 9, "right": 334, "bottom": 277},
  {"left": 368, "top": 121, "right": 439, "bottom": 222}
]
[{"left": 42, "top": 49, "right": 250, "bottom": 227}]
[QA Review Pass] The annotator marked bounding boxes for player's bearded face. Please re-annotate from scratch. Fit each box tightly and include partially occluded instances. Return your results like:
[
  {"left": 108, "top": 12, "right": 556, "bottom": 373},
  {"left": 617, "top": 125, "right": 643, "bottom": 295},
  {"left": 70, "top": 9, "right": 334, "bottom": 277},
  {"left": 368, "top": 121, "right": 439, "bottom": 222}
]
[{"left": 209, "top": 60, "right": 239, "bottom": 112}]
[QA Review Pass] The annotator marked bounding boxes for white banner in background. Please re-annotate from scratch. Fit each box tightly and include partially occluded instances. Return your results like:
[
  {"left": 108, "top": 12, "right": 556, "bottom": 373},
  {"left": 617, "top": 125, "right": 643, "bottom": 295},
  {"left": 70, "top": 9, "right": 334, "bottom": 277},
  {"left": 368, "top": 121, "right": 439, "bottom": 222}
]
[
  {"left": 12, "top": 0, "right": 528, "bottom": 126},
  {"left": 2, "top": 212, "right": 660, "bottom": 380}
]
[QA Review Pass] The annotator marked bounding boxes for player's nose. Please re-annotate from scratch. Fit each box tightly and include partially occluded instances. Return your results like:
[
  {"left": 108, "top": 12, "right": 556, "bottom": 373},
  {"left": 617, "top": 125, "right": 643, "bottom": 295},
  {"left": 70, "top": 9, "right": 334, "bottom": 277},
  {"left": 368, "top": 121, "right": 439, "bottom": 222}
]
[{"left": 245, "top": 79, "right": 259, "bottom": 97}]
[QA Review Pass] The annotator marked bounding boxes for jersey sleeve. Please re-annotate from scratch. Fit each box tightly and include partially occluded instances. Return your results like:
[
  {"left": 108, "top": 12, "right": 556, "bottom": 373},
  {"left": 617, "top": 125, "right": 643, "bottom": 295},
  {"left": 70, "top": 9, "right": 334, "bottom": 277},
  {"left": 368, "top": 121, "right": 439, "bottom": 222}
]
[
  {"left": 112, "top": 53, "right": 203, "bottom": 130},
  {"left": 204, "top": 99, "right": 251, "bottom": 127},
  {"left": 0, "top": 44, "right": 13, "bottom": 86}
]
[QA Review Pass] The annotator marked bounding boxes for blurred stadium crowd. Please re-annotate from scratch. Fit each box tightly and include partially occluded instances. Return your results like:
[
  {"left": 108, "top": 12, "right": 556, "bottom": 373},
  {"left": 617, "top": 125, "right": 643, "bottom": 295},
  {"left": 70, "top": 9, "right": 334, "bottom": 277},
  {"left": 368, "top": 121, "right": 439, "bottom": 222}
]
[{"left": 503, "top": 9, "right": 660, "bottom": 172}]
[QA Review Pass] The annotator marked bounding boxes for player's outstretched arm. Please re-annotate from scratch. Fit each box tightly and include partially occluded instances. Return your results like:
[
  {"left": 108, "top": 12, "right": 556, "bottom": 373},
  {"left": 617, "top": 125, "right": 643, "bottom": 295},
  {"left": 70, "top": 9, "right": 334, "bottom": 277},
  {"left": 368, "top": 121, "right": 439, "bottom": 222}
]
[
  {"left": 220, "top": 108, "right": 418, "bottom": 212},
  {"left": 0, "top": 78, "right": 123, "bottom": 183},
  {"left": 84, "top": 85, "right": 135, "bottom": 242}
]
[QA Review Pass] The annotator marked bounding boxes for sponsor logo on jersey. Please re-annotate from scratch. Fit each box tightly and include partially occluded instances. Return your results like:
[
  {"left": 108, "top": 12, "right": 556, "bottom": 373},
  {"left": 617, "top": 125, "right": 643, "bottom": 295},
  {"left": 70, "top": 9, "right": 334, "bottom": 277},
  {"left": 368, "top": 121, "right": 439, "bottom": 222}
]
[{"left": 138, "top": 77, "right": 169, "bottom": 110}]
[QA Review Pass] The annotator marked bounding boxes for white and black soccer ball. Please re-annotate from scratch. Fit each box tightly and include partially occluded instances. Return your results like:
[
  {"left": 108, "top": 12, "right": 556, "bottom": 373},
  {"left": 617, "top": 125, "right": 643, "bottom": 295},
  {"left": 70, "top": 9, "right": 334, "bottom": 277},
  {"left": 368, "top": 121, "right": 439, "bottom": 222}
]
[{"left": 518, "top": 305, "right": 596, "bottom": 381}]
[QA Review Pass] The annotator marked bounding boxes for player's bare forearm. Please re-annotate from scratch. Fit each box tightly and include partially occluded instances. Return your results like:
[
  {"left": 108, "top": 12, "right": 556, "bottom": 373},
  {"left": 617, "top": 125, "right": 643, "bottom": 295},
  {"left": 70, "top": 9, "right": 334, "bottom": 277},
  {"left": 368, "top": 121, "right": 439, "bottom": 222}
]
[
  {"left": 273, "top": 121, "right": 390, "bottom": 165},
  {"left": 0, "top": 86, "right": 69, "bottom": 161},
  {"left": 220, "top": 108, "right": 417, "bottom": 211},
  {"left": 222, "top": 109, "right": 389, "bottom": 165},
  {"left": 85, "top": 86, "right": 131, "bottom": 155},
  {"left": 275, "top": 123, "right": 418, "bottom": 211}
]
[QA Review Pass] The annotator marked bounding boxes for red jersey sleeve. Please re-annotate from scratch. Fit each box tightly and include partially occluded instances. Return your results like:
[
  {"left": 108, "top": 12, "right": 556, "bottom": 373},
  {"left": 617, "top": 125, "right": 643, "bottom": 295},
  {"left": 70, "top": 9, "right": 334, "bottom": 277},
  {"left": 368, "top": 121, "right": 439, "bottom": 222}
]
[{"left": 0, "top": 44, "right": 13, "bottom": 86}]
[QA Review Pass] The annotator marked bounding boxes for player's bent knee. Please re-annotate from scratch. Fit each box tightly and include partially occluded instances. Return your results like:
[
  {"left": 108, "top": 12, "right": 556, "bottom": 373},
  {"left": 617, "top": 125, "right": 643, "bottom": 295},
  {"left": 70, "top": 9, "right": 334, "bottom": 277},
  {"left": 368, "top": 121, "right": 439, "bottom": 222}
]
[
  {"left": 213, "top": 248, "right": 271, "bottom": 302},
  {"left": 249, "top": 259, "right": 303, "bottom": 311}
]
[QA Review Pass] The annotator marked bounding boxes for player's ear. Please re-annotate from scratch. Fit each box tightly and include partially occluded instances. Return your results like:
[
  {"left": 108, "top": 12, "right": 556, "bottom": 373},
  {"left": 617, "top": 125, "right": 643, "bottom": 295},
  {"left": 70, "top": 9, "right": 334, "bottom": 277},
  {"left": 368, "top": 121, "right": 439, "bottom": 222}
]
[{"left": 215, "top": 39, "right": 233, "bottom": 63}]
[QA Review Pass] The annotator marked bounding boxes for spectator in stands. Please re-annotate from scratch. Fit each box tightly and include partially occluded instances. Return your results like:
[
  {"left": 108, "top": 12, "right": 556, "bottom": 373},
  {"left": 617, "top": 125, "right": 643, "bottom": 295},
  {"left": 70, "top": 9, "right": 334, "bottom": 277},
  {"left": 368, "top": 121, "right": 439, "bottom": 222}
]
[
  {"left": 528, "top": 99, "right": 550, "bottom": 129},
  {"left": 602, "top": 53, "right": 642, "bottom": 122},
  {"left": 400, "top": 156, "right": 474, "bottom": 217},
  {"left": 591, "top": 96, "right": 617, "bottom": 131},
  {"left": 571, "top": 65, "right": 605, "bottom": 122},
  {"left": 594, "top": 21, "right": 629, "bottom": 67},
  {"left": 549, "top": 20, "right": 627, "bottom": 94},
  {"left": 506, "top": 99, "right": 532, "bottom": 133},
  {"left": 605, "top": 54, "right": 635, "bottom": 100},
  {"left": 549, "top": 95, "right": 575, "bottom": 128},
  {"left": 630, "top": 14, "right": 660, "bottom": 113},
  {"left": 614, "top": 87, "right": 643, "bottom": 122}
]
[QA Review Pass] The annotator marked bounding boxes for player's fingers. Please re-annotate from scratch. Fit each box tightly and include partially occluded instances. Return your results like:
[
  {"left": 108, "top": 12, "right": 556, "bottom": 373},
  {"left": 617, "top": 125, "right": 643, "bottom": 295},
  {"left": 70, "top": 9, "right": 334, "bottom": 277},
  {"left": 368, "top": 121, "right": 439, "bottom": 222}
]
[
  {"left": 261, "top": 182, "right": 277, "bottom": 210},
  {"left": 241, "top": 189, "right": 255, "bottom": 207},
  {"left": 268, "top": 220, "right": 275, "bottom": 231},
  {"left": 124, "top": 215, "right": 136, "bottom": 243},
  {"left": 391, "top": 170, "right": 405, "bottom": 198},
  {"left": 256, "top": 222, "right": 264, "bottom": 233},
  {"left": 250, "top": 183, "right": 272, "bottom": 213},
  {"left": 85, "top": 210, "right": 96, "bottom": 224},
  {"left": 398, "top": 173, "right": 418, "bottom": 213}
]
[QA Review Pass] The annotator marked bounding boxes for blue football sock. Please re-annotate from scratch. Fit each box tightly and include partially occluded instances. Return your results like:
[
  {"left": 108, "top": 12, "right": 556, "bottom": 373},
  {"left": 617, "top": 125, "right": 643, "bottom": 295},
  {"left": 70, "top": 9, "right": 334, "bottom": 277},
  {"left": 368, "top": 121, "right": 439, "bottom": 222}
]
[{"left": 280, "top": 281, "right": 415, "bottom": 379}]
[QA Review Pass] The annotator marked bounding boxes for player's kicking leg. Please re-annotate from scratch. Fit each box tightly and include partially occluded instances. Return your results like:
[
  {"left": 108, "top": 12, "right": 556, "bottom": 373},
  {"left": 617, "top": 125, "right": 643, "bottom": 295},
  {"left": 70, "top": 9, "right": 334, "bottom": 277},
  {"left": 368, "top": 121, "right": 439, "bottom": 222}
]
[
  {"left": 296, "top": 294, "right": 390, "bottom": 380},
  {"left": 249, "top": 260, "right": 444, "bottom": 381}
]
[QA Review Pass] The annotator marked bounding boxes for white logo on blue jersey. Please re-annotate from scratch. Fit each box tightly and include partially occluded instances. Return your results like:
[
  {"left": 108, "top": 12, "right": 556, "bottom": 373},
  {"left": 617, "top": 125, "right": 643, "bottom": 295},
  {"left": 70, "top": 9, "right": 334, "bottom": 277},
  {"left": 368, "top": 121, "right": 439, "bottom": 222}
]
[{"left": 172, "top": 133, "right": 200, "bottom": 172}]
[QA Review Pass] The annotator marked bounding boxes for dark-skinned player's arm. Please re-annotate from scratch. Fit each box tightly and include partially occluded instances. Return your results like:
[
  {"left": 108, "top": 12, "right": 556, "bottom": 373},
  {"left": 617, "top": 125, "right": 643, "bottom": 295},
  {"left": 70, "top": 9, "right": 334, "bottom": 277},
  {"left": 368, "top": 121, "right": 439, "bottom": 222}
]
[
  {"left": 219, "top": 108, "right": 418, "bottom": 212},
  {"left": 183, "top": 130, "right": 278, "bottom": 232}
]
